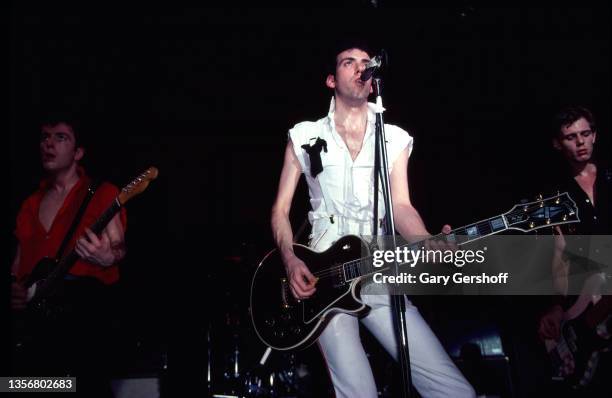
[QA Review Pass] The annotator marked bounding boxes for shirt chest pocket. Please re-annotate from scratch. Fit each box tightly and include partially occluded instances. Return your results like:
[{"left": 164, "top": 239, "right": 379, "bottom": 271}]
[
  {"left": 317, "top": 148, "right": 346, "bottom": 189},
  {"left": 351, "top": 164, "right": 377, "bottom": 207}
]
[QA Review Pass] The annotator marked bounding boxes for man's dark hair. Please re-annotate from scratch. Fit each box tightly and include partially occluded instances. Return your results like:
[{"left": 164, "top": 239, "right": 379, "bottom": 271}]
[
  {"left": 325, "top": 38, "right": 376, "bottom": 76},
  {"left": 38, "top": 110, "right": 86, "bottom": 148},
  {"left": 551, "top": 105, "right": 596, "bottom": 139}
]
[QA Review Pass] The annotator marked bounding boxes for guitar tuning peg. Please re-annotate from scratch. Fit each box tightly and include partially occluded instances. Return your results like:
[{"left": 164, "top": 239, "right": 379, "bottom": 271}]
[
  {"left": 529, "top": 221, "right": 535, "bottom": 229},
  {"left": 546, "top": 218, "right": 551, "bottom": 225},
  {"left": 562, "top": 214, "right": 568, "bottom": 221},
  {"left": 536, "top": 193, "right": 543, "bottom": 201}
]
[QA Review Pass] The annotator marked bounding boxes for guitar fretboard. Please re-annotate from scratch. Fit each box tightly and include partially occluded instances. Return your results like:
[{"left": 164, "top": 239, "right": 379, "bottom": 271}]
[{"left": 340, "top": 215, "right": 508, "bottom": 282}]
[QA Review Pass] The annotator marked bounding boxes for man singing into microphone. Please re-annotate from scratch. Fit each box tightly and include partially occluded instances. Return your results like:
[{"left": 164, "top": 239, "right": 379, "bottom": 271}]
[{"left": 270, "top": 40, "right": 475, "bottom": 397}]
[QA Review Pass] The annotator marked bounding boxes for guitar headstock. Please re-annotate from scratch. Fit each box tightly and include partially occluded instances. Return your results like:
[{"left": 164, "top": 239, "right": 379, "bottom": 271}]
[
  {"left": 504, "top": 192, "right": 579, "bottom": 232},
  {"left": 117, "top": 167, "right": 159, "bottom": 205}
]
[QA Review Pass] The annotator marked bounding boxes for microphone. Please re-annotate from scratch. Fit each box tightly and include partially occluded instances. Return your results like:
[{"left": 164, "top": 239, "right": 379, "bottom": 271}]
[{"left": 360, "top": 54, "right": 383, "bottom": 81}]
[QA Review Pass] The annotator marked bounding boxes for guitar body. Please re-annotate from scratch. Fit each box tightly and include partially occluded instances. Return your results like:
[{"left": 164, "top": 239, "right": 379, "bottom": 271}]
[
  {"left": 545, "top": 296, "right": 612, "bottom": 388},
  {"left": 26, "top": 257, "right": 58, "bottom": 287},
  {"left": 12, "top": 258, "right": 60, "bottom": 352},
  {"left": 24, "top": 257, "right": 59, "bottom": 310},
  {"left": 14, "top": 258, "right": 108, "bottom": 351},
  {"left": 23, "top": 257, "right": 105, "bottom": 316},
  {"left": 250, "top": 235, "right": 371, "bottom": 350}
]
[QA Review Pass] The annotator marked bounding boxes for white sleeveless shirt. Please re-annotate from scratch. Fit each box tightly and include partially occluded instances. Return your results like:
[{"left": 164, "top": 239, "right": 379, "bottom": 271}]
[{"left": 289, "top": 97, "right": 413, "bottom": 242}]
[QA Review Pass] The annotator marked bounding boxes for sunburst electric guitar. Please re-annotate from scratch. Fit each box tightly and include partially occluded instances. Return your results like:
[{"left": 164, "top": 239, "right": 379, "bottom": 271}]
[{"left": 20, "top": 167, "right": 159, "bottom": 317}]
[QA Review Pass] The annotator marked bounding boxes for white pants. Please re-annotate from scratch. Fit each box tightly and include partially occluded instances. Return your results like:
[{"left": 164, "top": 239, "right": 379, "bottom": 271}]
[{"left": 311, "top": 226, "right": 476, "bottom": 398}]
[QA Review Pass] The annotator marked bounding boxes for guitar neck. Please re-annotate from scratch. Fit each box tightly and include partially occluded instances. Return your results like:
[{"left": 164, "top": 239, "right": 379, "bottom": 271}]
[
  {"left": 427, "top": 214, "right": 508, "bottom": 247},
  {"left": 346, "top": 213, "right": 510, "bottom": 280},
  {"left": 33, "top": 198, "right": 122, "bottom": 300}
]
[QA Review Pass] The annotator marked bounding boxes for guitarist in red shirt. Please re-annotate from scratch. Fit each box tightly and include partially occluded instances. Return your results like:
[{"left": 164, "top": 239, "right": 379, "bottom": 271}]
[{"left": 10, "top": 113, "right": 127, "bottom": 397}]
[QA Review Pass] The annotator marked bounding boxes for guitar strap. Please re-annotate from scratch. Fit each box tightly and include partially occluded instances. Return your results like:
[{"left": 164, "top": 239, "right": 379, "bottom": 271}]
[
  {"left": 55, "top": 180, "right": 99, "bottom": 260},
  {"left": 294, "top": 216, "right": 309, "bottom": 243}
]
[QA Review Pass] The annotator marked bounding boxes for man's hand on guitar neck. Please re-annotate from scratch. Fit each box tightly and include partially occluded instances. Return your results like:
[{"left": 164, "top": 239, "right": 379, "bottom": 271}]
[
  {"left": 423, "top": 224, "right": 458, "bottom": 253},
  {"left": 75, "top": 213, "right": 126, "bottom": 267},
  {"left": 75, "top": 228, "right": 116, "bottom": 266},
  {"left": 538, "top": 304, "right": 563, "bottom": 341},
  {"left": 283, "top": 254, "right": 317, "bottom": 300}
]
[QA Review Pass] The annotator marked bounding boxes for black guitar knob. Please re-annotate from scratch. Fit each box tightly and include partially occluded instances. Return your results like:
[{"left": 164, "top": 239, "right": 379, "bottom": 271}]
[
  {"left": 280, "top": 312, "right": 292, "bottom": 321},
  {"left": 292, "top": 326, "right": 301, "bottom": 335},
  {"left": 265, "top": 318, "right": 275, "bottom": 327}
]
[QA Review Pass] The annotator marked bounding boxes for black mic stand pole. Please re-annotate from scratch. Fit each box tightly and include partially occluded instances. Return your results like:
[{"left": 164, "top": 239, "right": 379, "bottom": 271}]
[{"left": 371, "top": 76, "right": 413, "bottom": 398}]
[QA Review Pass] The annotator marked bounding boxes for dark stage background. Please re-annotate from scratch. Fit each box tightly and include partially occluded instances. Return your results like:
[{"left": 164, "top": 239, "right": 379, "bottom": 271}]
[{"left": 9, "top": 2, "right": 611, "bottom": 397}]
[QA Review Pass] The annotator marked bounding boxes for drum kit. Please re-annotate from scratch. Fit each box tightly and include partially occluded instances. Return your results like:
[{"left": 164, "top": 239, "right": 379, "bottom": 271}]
[
  {"left": 207, "top": 242, "right": 317, "bottom": 398},
  {"left": 206, "top": 241, "right": 404, "bottom": 397}
]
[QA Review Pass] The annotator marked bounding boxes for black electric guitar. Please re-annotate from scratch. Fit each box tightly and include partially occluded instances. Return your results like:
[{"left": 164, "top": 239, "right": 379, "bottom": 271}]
[
  {"left": 250, "top": 192, "right": 580, "bottom": 351},
  {"left": 20, "top": 167, "right": 159, "bottom": 317},
  {"left": 544, "top": 275, "right": 611, "bottom": 388}
]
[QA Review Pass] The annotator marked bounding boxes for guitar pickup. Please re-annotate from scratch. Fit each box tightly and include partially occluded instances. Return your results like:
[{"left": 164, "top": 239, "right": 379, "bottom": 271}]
[
  {"left": 281, "top": 278, "right": 292, "bottom": 308},
  {"left": 332, "top": 264, "right": 347, "bottom": 288}
]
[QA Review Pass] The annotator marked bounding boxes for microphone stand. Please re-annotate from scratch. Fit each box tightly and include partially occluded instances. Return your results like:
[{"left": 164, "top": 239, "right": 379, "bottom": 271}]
[{"left": 371, "top": 77, "right": 413, "bottom": 398}]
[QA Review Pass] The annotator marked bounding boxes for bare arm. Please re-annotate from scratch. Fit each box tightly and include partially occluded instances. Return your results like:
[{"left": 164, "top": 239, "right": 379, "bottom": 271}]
[
  {"left": 389, "top": 147, "right": 431, "bottom": 240},
  {"left": 271, "top": 141, "right": 317, "bottom": 299},
  {"left": 271, "top": 141, "right": 302, "bottom": 263},
  {"left": 11, "top": 244, "right": 21, "bottom": 275},
  {"left": 551, "top": 225, "right": 569, "bottom": 295},
  {"left": 11, "top": 245, "right": 27, "bottom": 310},
  {"left": 390, "top": 147, "right": 453, "bottom": 249},
  {"left": 538, "top": 226, "right": 569, "bottom": 341}
]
